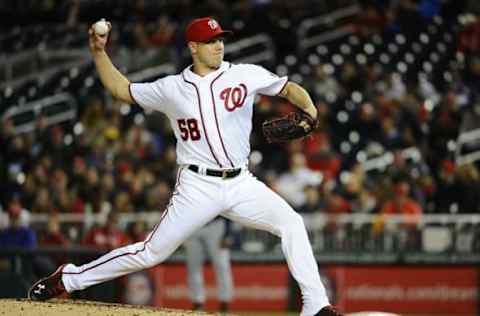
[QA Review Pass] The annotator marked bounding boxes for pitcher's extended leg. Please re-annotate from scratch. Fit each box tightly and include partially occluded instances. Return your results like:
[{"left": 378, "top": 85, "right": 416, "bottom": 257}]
[
  {"left": 223, "top": 173, "right": 329, "bottom": 316},
  {"left": 62, "top": 168, "right": 223, "bottom": 293}
]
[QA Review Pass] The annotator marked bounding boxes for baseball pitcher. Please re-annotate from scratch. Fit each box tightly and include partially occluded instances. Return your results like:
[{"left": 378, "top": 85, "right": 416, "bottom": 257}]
[{"left": 28, "top": 16, "right": 342, "bottom": 316}]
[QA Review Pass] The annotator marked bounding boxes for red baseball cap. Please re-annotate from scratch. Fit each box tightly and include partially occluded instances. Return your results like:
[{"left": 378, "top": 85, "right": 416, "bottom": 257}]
[{"left": 185, "top": 17, "right": 232, "bottom": 43}]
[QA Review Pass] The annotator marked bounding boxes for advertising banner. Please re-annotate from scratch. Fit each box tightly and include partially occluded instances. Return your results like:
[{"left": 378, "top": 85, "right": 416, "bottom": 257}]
[
  {"left": 122, "top": 264, "right": 477, "bottom": 314},
  {"left": 323, "top": 266, "right": 477, "bottom": 315},
  {"left": 123, "top": 264, "right": 290, "bottom": 311}
]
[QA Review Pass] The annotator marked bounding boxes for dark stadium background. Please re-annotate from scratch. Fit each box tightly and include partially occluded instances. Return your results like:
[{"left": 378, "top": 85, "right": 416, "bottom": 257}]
[{"left": 1, "top": 1, "right": 480, "bottom": 315}]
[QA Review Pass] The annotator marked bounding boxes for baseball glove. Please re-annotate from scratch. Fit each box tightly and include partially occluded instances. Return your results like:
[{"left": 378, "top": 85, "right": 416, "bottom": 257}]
[{"left": 262, "top": 111, "right": 317, "bottom": 143}]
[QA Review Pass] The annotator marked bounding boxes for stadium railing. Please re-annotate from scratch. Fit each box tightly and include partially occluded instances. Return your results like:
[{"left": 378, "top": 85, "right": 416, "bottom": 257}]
[
  {"left": 19, "top": 212, "right": 480, "bottom": 264},
  {"left": 2, "top": 93, "right": 77, "bottom": 134}
]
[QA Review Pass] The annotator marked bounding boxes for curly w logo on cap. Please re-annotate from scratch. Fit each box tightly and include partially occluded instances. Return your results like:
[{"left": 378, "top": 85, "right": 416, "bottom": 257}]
[
  {"left": 185, "top": 17, "right": 232, "bottom": 43},
  {"left": 207, "top": 19, "right": 219, "bottom": 30}
]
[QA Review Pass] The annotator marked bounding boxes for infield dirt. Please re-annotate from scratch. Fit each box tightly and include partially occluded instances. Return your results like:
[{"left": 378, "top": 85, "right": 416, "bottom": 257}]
[{"left": 0, "top": 299, "right": 211, "bottom": 316}]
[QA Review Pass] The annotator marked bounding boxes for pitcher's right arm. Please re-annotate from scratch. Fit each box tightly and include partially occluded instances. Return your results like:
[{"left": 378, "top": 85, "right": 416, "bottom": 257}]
[{"left": 88, "top": 21, "right": 134, "bottom": 104}]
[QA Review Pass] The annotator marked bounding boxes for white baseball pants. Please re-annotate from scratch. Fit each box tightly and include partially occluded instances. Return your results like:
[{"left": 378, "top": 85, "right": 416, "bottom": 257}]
[{"left": 61, "top": 166, "right": 329, "bottom": 315}]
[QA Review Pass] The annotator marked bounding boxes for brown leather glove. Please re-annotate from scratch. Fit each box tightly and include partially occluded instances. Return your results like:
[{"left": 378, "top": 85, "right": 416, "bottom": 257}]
[{"left": 262, "top": 111, "right": 318, "bottom": 143}]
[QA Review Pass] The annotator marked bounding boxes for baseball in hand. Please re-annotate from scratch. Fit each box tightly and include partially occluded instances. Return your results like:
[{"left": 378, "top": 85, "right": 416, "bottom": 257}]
[{"left": 93, "top": 19, "right": 109, "bottom": 36}]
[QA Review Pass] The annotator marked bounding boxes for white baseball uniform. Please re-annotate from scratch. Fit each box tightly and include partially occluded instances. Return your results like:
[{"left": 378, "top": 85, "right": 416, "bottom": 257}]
[{"left": 61, "top": 61, "right": 329, "bottom": 315}]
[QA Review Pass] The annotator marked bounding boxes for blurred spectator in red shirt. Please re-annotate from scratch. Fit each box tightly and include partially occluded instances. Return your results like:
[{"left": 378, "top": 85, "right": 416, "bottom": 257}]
[
  {"left": 304, "top": 135, "right": 341, "bottom": 181},
  {"left": 40, "top": 214, "right": 70, "bottom": 266},
  {"left": 373, "top": 180, "right": 423, "bottom": 250},
  {"left": 379, "top": 181, "right": 422, "bottom": 227},
  {"left": 126, "top": 220, "right": 147, "bottom": 244},
  {"left": 459, "top": 14, "right": 480, "bottom": 54},
  {"left": 82, "top": 212, "right": 129, "bottom": 250},
  {"left": 323, "top": 190, "right": 351, "bottom": 250},
  {"left": 42, "top": 214, "right": 69, "bottom": 247},
  {"left": 326, "top": 192, "right": 351, "bottom": 216}
]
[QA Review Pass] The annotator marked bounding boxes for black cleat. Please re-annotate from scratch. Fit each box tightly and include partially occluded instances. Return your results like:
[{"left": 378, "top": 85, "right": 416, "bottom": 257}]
[
  {"left": 314, "top": 305, "right": 344, "bottom": 316},
  {"left": 28, "top": 264, "right": 67, "bottom": 301}
]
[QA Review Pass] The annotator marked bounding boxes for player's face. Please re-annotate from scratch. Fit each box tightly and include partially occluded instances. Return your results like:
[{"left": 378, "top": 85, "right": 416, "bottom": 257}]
[{"left": 194, "top": 37, "right": 225, "bottom": 69}]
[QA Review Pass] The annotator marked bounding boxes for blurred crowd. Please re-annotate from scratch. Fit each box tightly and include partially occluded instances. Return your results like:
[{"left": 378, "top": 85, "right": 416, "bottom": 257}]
[{"left": 2, "top": 0, "right": 480, "bottom": 253}]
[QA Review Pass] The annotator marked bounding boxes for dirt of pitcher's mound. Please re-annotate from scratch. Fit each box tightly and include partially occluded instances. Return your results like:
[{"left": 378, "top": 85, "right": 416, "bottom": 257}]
[{"left": 0, "top": 299, "right": 222, "bottom": 316}]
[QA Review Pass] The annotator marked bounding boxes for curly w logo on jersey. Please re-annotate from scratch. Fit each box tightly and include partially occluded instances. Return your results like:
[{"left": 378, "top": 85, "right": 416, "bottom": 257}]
[{"left": 220, "top": 84, "right": 248, "bottom": 112}]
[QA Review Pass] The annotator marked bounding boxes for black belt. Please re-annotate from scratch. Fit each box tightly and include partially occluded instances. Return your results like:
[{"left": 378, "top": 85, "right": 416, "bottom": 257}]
[{"left": 188, "top": 165, "right": 242, "bottom": 179}]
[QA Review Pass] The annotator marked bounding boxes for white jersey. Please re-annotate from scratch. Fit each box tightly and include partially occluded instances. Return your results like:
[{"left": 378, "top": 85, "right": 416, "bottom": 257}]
[{"left": 129, "top": 61, "right": 288, "bottom": 169}]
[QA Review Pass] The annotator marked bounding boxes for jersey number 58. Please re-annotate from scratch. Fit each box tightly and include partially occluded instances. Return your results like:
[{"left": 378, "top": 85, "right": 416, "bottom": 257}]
[{"left": 177, "top": 118, "right": 201, "bottom": 141}]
